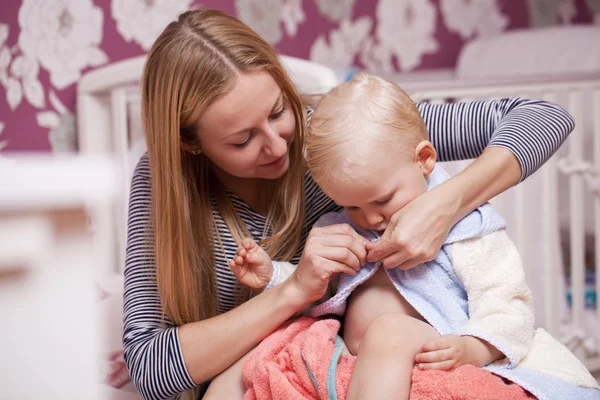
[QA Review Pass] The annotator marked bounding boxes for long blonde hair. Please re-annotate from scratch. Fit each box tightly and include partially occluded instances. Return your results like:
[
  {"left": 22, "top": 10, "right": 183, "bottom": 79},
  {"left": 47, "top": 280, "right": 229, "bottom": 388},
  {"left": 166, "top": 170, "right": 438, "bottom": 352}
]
[{"left": 142, "top": 9, "right": 307, "bottom": 326}]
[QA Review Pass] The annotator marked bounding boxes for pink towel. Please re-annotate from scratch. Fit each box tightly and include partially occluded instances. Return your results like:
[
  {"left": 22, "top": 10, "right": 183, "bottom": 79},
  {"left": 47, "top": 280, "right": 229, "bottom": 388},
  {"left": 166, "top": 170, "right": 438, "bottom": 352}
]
[{"left": 243, "top": 317, "right": 536, "bottom": 400}]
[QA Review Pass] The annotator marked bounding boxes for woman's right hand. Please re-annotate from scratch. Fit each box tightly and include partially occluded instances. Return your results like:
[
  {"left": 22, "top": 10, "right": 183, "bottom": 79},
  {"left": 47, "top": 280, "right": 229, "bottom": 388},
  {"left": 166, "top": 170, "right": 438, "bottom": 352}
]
[{"left": 289, "top": 224, "right": 368, "bottom": 303}]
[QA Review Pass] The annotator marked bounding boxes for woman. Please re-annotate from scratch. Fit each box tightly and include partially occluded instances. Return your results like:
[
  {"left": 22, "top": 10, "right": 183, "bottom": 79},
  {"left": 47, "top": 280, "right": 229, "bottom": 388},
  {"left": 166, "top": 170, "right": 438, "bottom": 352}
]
[{"left": 124, "top": 9, "right": 574, "bottom": 400}]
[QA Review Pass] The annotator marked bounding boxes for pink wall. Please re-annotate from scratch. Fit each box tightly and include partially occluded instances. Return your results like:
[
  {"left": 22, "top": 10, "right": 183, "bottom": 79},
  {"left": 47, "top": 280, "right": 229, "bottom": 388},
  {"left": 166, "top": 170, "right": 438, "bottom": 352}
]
[{"left": 0, "top": 0, "right": 596, "bottom": 153}]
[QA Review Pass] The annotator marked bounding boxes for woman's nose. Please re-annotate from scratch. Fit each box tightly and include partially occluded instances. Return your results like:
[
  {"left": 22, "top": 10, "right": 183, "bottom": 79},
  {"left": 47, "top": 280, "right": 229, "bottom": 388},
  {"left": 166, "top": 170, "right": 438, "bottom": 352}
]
[{"left": 263, "top": 126, "right": 287, "bottom": 157}]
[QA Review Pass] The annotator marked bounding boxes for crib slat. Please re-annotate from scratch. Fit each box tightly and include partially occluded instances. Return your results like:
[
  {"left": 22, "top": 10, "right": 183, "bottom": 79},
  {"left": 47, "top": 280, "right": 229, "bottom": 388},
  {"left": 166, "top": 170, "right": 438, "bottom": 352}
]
[
  {"left": 514, "top": 93, "right": 533, "bottom": 277},
  {"left": 567, "top": 89, "right": 586, "bottom": 359},
  {"left": 111, "top": 88, "right": 129, "bottom": 274},
  {"left": 593, "top": 87, "right": 600, "bottom": 350},
  {"left": 540, "top": 91, "right": 561, "bottom": 337}
]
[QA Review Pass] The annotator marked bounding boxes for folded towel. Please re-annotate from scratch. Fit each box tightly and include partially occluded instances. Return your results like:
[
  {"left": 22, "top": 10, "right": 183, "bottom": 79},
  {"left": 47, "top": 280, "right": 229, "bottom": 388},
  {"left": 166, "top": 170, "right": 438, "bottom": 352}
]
[{"left": 243, "top": 317, "right": 536, "bottom": 400}]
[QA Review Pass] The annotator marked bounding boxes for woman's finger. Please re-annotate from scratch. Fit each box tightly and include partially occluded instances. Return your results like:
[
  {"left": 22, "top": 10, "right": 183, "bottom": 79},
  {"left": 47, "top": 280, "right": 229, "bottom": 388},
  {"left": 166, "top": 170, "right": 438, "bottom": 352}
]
[
  {"left": 377, "top": 251, "right": 408, "bottom": 269},
  {"left": 314, "top": 224, "right": 368, "bottom": 245},
  {"left": 317, "top": 234, "right": 367, "bottom": 266},
  {"left": 394, "top": 257, "right": 427, "bottom": 271},
  {"left": 315, "top": 245, "right": 362, "bottom": 271},
  {"left": 320, "top": 257, "right": 359, "bottom": 277},
  {"left": 415, "top": 348, "right": 454, "bottom": 364},
  {"left": 365, "top": 237, "right": 397, "bottom": 263}
]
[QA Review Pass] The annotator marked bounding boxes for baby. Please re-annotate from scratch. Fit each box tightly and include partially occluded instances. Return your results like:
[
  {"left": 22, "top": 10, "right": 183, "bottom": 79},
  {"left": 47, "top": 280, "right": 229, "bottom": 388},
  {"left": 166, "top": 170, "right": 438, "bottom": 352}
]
[{"left": 230, "top": 72, "right": 599, "bottom": 400}]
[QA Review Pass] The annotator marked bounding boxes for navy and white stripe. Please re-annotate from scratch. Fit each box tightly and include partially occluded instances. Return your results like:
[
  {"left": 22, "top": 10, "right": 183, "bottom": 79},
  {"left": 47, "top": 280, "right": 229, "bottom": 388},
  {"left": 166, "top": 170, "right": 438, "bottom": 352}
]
[{"left": 123, "top": 98, "right": 574, "bottom": 399}]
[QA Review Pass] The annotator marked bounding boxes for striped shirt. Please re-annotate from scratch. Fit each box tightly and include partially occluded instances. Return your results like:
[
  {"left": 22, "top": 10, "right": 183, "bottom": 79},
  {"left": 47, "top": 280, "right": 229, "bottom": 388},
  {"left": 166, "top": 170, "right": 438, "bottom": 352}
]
[{"left": 123, "top": 98, "right": 574, "bottom": 399}]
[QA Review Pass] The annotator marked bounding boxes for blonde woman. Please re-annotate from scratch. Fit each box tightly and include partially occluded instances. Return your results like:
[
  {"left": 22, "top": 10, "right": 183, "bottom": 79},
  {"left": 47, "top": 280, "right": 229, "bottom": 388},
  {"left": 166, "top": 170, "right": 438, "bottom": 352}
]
[{"left": 124, "top": 9, "right": 575, "bottom": 400}]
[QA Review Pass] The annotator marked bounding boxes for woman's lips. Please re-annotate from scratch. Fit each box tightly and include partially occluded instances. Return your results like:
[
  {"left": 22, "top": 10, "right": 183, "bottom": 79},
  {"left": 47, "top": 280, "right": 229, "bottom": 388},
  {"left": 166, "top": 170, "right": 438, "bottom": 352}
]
[{"left": 262, "top": 154, "right": 286, "bottom": 168}]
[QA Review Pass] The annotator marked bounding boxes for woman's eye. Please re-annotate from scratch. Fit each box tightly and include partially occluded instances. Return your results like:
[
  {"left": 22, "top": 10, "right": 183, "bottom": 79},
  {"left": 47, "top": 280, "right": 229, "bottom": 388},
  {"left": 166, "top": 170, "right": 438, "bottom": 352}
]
[
  {"left": 270, "top": 105, "right": 286, "bottom": 120},
  {"left": 233, "top": 134, "right": 254, "bottom": 148}
]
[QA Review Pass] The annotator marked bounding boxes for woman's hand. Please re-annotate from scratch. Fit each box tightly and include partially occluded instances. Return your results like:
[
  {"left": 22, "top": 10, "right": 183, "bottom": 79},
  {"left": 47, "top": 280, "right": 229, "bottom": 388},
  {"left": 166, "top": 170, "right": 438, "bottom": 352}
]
[
  {"left": 289, "top": 224, "right": 368, "bottom": 303},
  {"left": 366, "top": 183, "right": 461, "bottom": 270}
]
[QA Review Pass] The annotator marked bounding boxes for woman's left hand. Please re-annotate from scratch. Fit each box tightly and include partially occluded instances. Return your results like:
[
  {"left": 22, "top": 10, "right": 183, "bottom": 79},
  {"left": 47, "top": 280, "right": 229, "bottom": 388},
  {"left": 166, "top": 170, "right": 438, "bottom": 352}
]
[{"left": 365, "top": 184, "right": 461, "bottom": 270}]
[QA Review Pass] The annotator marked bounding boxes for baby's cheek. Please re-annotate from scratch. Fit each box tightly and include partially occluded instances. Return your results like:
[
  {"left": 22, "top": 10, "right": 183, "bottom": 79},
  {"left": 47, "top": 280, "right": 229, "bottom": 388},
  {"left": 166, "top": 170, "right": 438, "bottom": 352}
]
[{"left": 346, "top": 211, "right": 364, "bottom": 229}]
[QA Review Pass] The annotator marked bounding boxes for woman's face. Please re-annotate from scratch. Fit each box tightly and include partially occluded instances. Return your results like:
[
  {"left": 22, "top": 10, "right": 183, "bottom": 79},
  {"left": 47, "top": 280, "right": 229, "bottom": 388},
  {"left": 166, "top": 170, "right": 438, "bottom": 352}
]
[{"left": 197, "top": 70, "right": 296, "bottom": 181}]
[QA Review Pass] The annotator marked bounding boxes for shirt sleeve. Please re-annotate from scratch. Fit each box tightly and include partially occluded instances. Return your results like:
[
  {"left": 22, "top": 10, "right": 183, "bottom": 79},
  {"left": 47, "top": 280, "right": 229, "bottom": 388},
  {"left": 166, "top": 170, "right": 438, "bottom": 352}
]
[
  {"left": 122, "top": 154, "right": 196, "bottom": 400},
  {"left": 452, "top": 229, "right": 535, "bottom": 368},
  {"left": 264, "top": 261, "right": 296, "bottom": 290},
  {"left": 418, "top": 98, "right": 575, "bottom": 181}
]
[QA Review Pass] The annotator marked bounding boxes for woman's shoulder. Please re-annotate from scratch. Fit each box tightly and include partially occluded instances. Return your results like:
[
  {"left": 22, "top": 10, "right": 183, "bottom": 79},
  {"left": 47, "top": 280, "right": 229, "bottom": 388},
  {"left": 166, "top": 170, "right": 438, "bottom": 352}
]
[
  {"left": 303, "top": 168, "right": 340, "bottom": 221},
  {"left": 133, "top": 152, "right": 151, "bottom": 179},
  {"left": 129, "top": 153, "right": 152, "bottom": 199}
]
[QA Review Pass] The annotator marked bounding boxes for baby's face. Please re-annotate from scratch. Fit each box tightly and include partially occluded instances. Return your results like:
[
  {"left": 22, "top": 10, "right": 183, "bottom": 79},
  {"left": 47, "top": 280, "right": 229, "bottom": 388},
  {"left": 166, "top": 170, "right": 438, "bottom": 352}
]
[{"left": 324, "top": 158, "right": 428, "bottom": 233}]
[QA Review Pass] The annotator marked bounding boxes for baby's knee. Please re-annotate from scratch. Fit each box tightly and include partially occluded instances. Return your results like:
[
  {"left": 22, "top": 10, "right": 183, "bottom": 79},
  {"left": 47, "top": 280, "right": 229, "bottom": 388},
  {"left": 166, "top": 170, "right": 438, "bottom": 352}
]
[
  {"left": 361, "top": 313, "right": 437, "bottom": 353},
  {"left": 203, "top": 350, "right": 252, "bottom": 400}
]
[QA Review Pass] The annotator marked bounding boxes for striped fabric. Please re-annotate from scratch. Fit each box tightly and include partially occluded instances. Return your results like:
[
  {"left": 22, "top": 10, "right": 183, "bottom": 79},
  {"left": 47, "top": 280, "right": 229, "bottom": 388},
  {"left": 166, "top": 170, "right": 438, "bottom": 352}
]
[{"left": 123, "top": 98, "right": 574, "bottom": 399}]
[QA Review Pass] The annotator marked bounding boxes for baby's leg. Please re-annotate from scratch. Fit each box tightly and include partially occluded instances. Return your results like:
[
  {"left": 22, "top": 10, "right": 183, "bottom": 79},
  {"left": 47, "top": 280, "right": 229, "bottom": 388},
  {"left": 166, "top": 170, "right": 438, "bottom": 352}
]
[
  {"left": 203, "top": 348, "right": 253, "bottom": 399},
  {"left": 346, "top": 313, "right": 439, "bottom": 400},
  {"left": 343, "top": 268, "right": 426, "bottom": 355}
]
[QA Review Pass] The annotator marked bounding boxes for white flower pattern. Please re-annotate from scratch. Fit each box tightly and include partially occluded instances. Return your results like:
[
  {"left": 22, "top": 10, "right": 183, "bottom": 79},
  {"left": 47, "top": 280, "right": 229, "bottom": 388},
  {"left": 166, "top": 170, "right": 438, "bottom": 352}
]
[
  {"left": 0, "top": 122, "right": 7, "bottom": 152},
  {"left": 585, "top": 0, "right": 600, "bottom": 23},
  {"left": 235, "top": 0, "right": 306, "bottom": 44},
  {"left": 314, "top": 0, "right": 357, "bottom": 22},
  {"left": 527, "top": 0, "right": 562, "bottom": 27},
  {"left": 440, "top": 0, "right": 509, "bottom": 39},
  {"left": 0, "top": 0, "right": 598, "bottom": 155},
  {"left": 17, "top": 0, "right": 108, "bottom": 90},
  {"left": 281, "top": 0, "right": 305, "bottom": 37},
  {"left": 111, "top": 0, "right": 194, "bottom": 51},
  {"left": 236, "top": 0, "right": 284, "bottom": 44},
  {"left": 36, "top": 91, "right": 77, "bottom": 153},
  {"left": 369, "top": 0, "right": 439, "bottom": 72},
  {"left": 558, "top": 0, "right": 577, "bottom": 24},
  {"left": 310, "top": 17, "right": 372, "bottom": 70}
]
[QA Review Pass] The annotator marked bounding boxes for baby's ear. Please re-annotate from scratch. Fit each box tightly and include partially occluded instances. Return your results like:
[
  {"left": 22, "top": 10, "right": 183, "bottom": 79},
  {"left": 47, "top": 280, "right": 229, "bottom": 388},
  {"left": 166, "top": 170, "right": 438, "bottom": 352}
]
[{"left": 414, "top": 141, "right": 437, "bottom": 176}]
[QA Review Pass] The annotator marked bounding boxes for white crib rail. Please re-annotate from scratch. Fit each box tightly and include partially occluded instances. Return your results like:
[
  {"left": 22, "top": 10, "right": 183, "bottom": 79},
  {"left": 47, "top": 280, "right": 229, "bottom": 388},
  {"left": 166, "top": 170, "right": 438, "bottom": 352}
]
[{"left": 409, "top": 73, "right": 600, "bottom": 372}]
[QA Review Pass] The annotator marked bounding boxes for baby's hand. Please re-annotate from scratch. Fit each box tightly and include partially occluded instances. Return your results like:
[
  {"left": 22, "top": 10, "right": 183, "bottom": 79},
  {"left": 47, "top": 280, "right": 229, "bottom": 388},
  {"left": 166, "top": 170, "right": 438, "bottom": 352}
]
[
  {"left": 229, "top": 238, "right": 273, "bottom": 291},
  {"left": 415, "top": 334, "right": 477, "bottom": 371}
]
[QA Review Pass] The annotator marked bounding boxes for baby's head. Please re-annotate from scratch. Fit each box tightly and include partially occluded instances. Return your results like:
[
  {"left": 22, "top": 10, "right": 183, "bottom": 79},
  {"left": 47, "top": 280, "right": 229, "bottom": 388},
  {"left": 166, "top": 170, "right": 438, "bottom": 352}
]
[{"left": 307, "top": 72, "right": 436, "bottom": 233}]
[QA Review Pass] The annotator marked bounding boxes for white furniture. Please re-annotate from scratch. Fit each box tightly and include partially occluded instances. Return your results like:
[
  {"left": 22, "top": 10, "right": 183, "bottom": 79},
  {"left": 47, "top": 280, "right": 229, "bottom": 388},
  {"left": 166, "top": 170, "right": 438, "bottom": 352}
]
[{"left": 0, "top": 155, "right": 118, "bottom": 399}]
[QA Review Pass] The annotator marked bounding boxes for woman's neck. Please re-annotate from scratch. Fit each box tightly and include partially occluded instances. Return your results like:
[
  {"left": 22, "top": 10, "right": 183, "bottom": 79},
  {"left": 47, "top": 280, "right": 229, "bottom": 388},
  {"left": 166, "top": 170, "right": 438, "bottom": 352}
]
[{"left": 212, "top": 167, "right": 271, "bottom": 215}]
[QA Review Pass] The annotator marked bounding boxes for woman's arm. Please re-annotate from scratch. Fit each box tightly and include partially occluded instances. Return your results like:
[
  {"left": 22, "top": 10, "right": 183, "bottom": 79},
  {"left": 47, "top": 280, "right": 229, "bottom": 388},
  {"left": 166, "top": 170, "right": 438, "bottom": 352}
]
[
  {"left": 123, "top": 156, "right": 364, "bottom": 399},
  {"left": 421, "top": 98, "right": 574, "bottom": 181},
  {"left": 366, "top": 98, "right": 574, "bottom": 269}
]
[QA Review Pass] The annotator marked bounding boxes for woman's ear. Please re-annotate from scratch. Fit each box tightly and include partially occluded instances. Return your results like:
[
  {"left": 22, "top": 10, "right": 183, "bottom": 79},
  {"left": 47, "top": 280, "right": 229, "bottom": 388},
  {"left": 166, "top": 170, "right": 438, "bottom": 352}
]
[
  {"left": 414, "top": 140, "right": 437, "bottom": 176},
  {"left": 181, "top": 140, "right": 202, "bottom": 156}
]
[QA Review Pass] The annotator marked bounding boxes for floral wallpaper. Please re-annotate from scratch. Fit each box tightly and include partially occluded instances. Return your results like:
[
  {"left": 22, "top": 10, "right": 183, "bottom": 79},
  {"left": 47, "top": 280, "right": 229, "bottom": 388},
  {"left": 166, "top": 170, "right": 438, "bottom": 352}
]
[{"left": 0, "top": 0, "right": 597, "bottom": 153}]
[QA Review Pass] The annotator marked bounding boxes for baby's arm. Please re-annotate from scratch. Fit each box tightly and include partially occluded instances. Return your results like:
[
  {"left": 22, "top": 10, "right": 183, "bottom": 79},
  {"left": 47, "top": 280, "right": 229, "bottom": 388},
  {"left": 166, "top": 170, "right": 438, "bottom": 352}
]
[
  {"left": 229, "top": 238, "right": 296, "bottom": 292},
  {"left": 421, "top": 229, "right": 534, "bottom": 370},
  {"left": 417, "top": 229, "right": 534, "bottom": 370}
]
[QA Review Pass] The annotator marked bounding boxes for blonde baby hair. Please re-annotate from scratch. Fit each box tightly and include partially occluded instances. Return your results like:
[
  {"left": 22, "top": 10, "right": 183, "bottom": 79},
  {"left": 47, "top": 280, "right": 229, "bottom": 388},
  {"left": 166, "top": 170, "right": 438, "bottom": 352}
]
[{"left": 307, "top": 71, "right": 428, "bottom": 188}]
